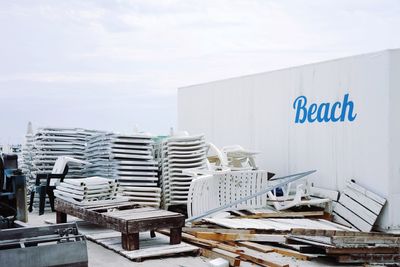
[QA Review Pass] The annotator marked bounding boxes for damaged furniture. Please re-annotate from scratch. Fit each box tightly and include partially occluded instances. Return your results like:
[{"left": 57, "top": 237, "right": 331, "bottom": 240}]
[
  {"left": 29, "top": 156, "right": 89, "bottom": 215},
  {"left": 187, "top": 170, "right": 269, "bottom": 218},
  {"left": 267, "top": 181, "right": 331, "bottom": 211},
  {"left": 0, "top": 222, "right": 88, "bottom": 267},
  {"left": 55, "top": 198, "right": 185, "bottom": 250}
]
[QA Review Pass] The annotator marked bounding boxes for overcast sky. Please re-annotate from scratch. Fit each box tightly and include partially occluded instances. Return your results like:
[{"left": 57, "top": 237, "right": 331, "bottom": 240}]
[{"left": 1, "top": 0, "right": 399, "bottom": 144}]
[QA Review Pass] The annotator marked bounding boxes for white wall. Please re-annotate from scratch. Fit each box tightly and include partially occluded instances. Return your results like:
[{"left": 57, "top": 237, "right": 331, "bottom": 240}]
[{"left": 178, "top": 49, "right": 400, "bottom": 230}]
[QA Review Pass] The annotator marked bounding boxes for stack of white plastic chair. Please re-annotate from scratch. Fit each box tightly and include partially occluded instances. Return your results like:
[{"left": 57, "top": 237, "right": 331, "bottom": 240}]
[
  {"left": 20, "top": 122, "right": 35, "bottom": 183},
  {"left": 159, "top": 133, "right": 207, "bottom": 208},
  {"left": 31, "top": 128, "right": 95, "bottom": 179},
  {"left": 54, "top": 177, "right": 119, "bottom": 205},
  {"left": 84, "top": 133, "right": 160, "bottom": 207}
]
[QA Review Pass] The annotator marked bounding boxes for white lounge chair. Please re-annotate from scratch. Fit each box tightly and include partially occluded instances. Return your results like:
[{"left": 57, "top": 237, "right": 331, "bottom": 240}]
[{"left": 187, "top": 170, "right": 269, "bottom": 218}]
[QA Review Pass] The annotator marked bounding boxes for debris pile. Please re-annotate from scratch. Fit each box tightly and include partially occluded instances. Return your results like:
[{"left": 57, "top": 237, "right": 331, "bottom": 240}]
[
  {"left": 159, "top": 205, "right": 399, "bottom": 266},
  {"left": 287, "top": 228, "right": 400, "bottom": 264}
]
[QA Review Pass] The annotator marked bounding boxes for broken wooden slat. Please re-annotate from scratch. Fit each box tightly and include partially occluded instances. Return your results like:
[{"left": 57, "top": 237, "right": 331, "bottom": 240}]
[
  {"left": 235, "top": 211, "right": 324, "bottom": 219},
  {"left": 333, "top": 203, "right": 372, "bottom": 232},
  {"left": 336, "top": 253, "right": 400, "bottom": 264},
  {"left": 236, "top": 247, "right": 289, "bottom": 267},
  {"left": 326, "top": 246, "right": 400, "bottom": 254},
  {"left": 239, "top": 241, "right": 314, "bottom": 260},
  {"left": 290, "top": 228, "right": 395, "bottom": 237},
  {"left": 281, "top": 243, "right": 325, "bottom": 254},
  {"left": 338, "top": 194, "right": 378, "bottom": 225},
  {"left": 200, "top": 248, "right": 241, "bottom": 267},
  {"left": 346, "top": 181, "right": 386, "bottom": 205},
  {"left": 331, "top": 235, "right": 400, "bottom": 247},
  {"left": 183, "top": 227, "right": 255, "bottom": 234},
  {"left": 290, "top": 228, "right": 338, "bottom": 237},
  {"left": 309, "top": 186, "right": 339, "bottom": 201},
  {"left": 285, "top": 235, "right": 334, "bottom": 248},
  {"left": 342, "top": 187, "right": 383, "bottom": 215},
  {"left": 194, "top": 232, "right": 286, "bottom": 243},
  {"left": 159, "top": 229, "right": 242, "bottom": 254},
  {"left": 331, "top": 212, "right": 354, "bottom": 229}
]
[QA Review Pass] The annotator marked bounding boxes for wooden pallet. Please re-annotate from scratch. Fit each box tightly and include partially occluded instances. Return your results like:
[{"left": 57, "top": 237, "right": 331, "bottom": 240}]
[{"left": 86, "top": 230, "right": 198, "bottom": 262}]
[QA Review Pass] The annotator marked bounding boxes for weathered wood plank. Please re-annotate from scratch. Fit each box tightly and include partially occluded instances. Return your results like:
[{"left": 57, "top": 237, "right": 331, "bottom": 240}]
[
  {"left": 326, "top": 246, "right": 400, "bottom": 254},
  {"left": 331, "top": 235, "right": 400, "bottom": 247},
  {"left": 309, "top": 186, "right": 339, "bottom": 201},
  {"left": 333, "top": 203, "right": 372, "bottom": 232},
  {"left": 338, "top": 194, "right": 378, "bottom": 225},
  {"left": 342, "top": 188, "right": 383, "bottom": 215},
  {"left": 346, "top": 181, "right": 386, "bottom": 205},
  {"left": 194, "top": 232, "right": 286, "bottom": 243},
  {"left": 200, "top": 248, "right": 241, "bottom": 267},
  {"left": 236, "top": 211, "right": 324, "bottom": 219},
  {"left": 183, "top": 227, "right": 256, "bottom": 234},
  {"left": 86, "top": 231, "right": 198, "bottom": 262},
  {"left": 236, "top": 247, "right": 290, "bottom": 267},
  {"left": 239, "top": 241, "right": 314, "bottom": 261},
  {"left": 337, "top": 253, "right": 400, "bottom": 263}
]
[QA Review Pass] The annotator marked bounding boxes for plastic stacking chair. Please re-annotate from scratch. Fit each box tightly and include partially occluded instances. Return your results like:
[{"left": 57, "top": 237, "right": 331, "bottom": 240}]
[
  {"left": 1, "top": 154, "right": 19, "bottom": 191},
  {"left": 29, "top": 156, "right": 88, "bottom": 215}
]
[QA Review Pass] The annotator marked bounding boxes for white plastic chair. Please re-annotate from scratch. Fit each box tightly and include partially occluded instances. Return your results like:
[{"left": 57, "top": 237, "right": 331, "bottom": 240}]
[{"left": 187, "top": 170, "right": 269, "bottom": 218}]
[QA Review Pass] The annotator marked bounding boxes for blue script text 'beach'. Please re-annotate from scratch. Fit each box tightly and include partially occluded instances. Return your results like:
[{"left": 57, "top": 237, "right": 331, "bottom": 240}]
[{"left": 293, "top": 94, "right": 357, "bottom": 123}]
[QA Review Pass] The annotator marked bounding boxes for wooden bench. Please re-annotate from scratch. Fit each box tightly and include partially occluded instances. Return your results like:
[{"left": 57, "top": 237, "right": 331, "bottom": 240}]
[{"left": 54, "top": 198, "right": 185, "bottom": 251}]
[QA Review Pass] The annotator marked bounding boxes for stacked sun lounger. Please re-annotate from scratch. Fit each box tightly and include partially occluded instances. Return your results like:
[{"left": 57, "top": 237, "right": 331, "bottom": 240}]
[
  {"left": 31, "top": 127, "right": 97, "bottom": 179},
  {"left": 54, "top": 177, "right": 119, "bottom": 205},
  {"left": 84, "top": 133, "right": 161, "bottom": 207},
  {"left": 20, "top": 122, "right": 35, "bottom": 182},
  {"left": 159, "top": 134, "right": 207, "bottom": 208}
]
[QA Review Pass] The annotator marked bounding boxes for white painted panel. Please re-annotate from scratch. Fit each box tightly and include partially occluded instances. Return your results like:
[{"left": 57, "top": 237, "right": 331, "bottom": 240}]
[{"left": 178, "top": 49, "right": 400, "bottom": 230}]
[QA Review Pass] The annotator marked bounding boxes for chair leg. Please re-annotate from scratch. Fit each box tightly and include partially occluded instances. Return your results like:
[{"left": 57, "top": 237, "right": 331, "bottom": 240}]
[
  {"left": 38, "top": 186, "right": 46, "bottom": 215},
  {"left": 47, "top": 189, "right": 55, "bottom": 212},
  {"left": 28, "top": 190, "right": 35, "bottom": 212}
]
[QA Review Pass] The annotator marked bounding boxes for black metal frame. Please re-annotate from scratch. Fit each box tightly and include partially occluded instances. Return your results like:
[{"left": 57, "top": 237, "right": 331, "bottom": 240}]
[{"left": 28, "top": 165, "right": 69, "bottom": 215}]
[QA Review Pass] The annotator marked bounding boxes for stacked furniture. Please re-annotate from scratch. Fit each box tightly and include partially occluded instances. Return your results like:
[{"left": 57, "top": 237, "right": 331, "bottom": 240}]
[
  {"left": 32, "top": 128, "right": 95, "bottom": 179},
  {"left": 27, "top": 127, "right": 102, "bottom": 211},
  {"left": 54, "top": 176, "right": 118, "bottom": 205},
  {"left": 84, "top": 133, "right": 160, "bottom": 207},
  {"left": 20, "top": 122, "right": 35, "bottom": 181},
  {"left": 159, "top": 134, "right": 207, "bottom": 208}
]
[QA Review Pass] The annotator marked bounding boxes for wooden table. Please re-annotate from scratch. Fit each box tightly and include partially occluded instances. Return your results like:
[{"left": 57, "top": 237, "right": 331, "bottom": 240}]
[{"left": 54, "top": 199, "right": 185, "bottom": 251}]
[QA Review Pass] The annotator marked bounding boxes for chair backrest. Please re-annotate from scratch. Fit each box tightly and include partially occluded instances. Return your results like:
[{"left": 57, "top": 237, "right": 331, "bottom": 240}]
[
  {"left": 187, "top": 170, "right": 269, "bottom": 218},
  {"left": 51, "top": 156, "right": 89, "bottom": 174},
  {"left": 2, "top": 154, "right": 18, "bottom": 169}
]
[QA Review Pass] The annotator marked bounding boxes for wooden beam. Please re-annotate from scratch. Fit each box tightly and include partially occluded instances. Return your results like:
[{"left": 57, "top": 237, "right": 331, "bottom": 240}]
[
  {"left": 236, "top": 247, "right": 289, "bottom": 267},
  {"left": 183, "top": 227, "right": 256, "bottom": 234},
  {"left": 236, "top": 211, "right": 324, "bottom": 219},
  {"left": 239, "top": 241, "right": 314, "bottom": 261},
  {"left": 193, "top": 232, "right": 286, "bottom": 243},
  {"left": 200, "top": 248, "right": 241, "bottom": 267},
  {"left": 326, "top": 246, "right": 400, "bottom": 255}
]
